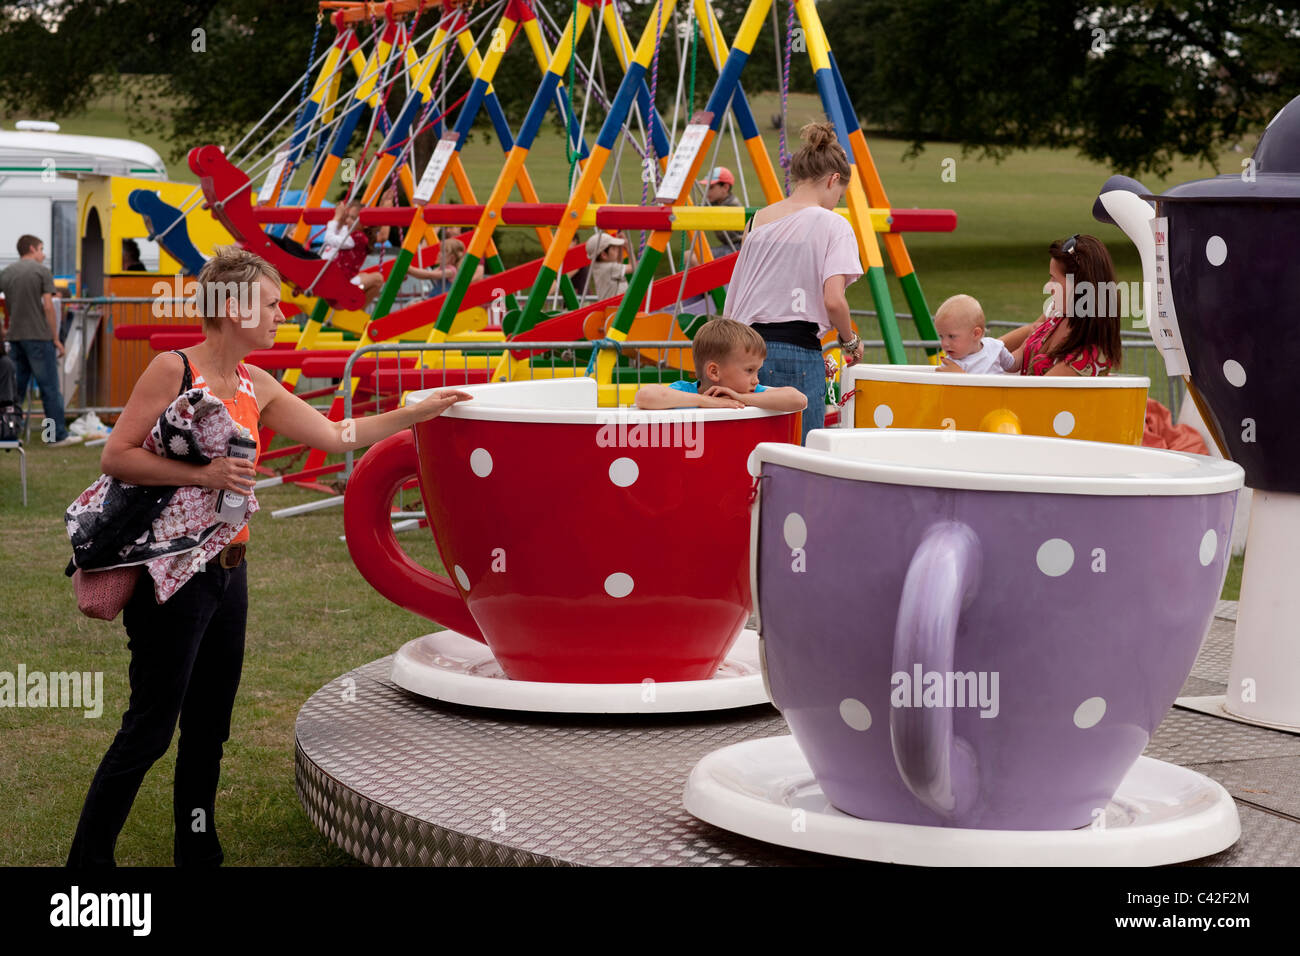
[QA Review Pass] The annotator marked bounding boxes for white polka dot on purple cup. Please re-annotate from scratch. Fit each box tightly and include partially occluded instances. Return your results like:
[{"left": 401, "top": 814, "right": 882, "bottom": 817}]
[
  {"left": 1036, "top": 538, "right": 1074, "bottom": 577},
  {"left": 1074, "top": 696, "right": 1106, "bottom": 729},
  {"left": 839, "top": 698, "right": 872, "bottom": 731}
]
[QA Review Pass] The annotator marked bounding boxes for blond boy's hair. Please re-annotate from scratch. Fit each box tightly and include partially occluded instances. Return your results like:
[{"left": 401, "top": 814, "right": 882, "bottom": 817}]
[
  {"left": 692, "top": 317, "right": 766, "bottom": 371},
  {"left": 934, "top": 294, "right": 986, "bottom": 330},
  {"left": 441, "top": 237, "right": 466, "bottom": 266},
  {"left": 195, "top": 246, "right": 281, "bottom": 331}
]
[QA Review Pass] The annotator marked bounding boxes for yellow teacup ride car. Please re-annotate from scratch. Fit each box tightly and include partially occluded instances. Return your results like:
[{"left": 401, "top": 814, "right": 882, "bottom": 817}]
[{"left": 840, "top": 365, "right": 1149, "bottom": 444}]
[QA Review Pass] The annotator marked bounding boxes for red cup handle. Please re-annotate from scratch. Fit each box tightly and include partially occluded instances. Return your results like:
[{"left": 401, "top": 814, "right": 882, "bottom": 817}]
[{"left": 344, "top": 430, "right": 484, "bottom": 641}]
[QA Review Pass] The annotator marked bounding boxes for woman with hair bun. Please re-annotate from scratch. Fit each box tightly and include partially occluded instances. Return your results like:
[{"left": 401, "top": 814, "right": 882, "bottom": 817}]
[{"left": 723, "top": 122, "right": 864, "bottom": 443}]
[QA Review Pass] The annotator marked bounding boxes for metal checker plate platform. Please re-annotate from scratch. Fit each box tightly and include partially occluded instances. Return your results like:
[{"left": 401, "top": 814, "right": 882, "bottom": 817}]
[{"left": 294, "top": 608, "right": 1300, "bottom": 866}]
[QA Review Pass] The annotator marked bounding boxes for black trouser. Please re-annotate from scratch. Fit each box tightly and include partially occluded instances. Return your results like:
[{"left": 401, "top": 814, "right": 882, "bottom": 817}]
[{"left": 68, "top": 559, "right": 248, "bottom": 867}]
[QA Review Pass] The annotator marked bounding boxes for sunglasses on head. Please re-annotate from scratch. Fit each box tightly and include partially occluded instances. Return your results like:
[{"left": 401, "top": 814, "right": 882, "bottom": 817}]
[{"left": 1062, "top": 234, "right": 1081, "bottom": 255}]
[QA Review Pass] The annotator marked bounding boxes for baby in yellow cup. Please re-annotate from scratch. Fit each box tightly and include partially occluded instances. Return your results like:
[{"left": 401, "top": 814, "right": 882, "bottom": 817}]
[{"left": 935, "top": 294, "right": 1014, "bottom": 374}]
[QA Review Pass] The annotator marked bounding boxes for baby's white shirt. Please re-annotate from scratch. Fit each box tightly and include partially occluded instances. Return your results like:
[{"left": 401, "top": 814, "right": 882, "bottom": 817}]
[
  {"left": 949, "top": 337, "right": 1014, "bottom": 374},
  {"left": 320, "top": 220, "right": 355, "bottom": 261}
]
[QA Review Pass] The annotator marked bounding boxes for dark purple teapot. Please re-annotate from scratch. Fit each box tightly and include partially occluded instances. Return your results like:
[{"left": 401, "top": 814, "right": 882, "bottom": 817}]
[{"left": 1095, "top": 93, "right": 1300, "bottom": 493}]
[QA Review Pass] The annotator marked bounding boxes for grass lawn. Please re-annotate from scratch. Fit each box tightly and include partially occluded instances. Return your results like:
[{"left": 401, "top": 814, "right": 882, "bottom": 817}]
[
  {"left": 0, "top": 86, "right": 1253, "bottom": 867},
  {"left": 0, "top": 440, "right": 449, "bottom": 866}
]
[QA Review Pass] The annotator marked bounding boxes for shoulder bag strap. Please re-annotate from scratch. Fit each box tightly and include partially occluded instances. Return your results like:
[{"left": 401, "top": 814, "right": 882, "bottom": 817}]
[{"left": 172, "top": 349, "right": 193, "bottom": 395}]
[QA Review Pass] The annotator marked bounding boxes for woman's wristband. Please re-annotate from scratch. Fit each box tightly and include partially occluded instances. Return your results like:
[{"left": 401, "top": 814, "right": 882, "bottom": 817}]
[{"left": 837, "top": 332, "right": 861, "bottom": 353}]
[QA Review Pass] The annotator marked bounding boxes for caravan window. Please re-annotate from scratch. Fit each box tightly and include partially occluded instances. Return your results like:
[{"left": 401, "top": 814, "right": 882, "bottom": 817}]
[{"left": 51, "top": 200, "right": 76, "bottom": 282}]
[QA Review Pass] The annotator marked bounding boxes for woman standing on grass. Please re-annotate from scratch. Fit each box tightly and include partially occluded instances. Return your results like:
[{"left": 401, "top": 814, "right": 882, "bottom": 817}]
[
  {"left": 67, "top": 247, "right": 469, "bottom": 867},
  {"left": 724, "top": 122, "right": 866, "bottom": 443}
]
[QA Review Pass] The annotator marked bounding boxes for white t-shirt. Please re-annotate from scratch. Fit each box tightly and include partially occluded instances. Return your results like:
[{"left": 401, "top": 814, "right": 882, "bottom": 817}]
[
  {"left": 724, "top": 206, "right": 863, "bottom": 336},
  {"left": 320, "top": 220, "right": 355, "bottom": 261},
  {"left": 947, "top": 336, "right": 1015, "bottom": 374}
]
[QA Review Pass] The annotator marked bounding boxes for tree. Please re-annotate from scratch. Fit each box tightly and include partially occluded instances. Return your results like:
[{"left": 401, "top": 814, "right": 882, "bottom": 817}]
[{"left": 821, "top": 0, "right": 1300, "bottom": 176}]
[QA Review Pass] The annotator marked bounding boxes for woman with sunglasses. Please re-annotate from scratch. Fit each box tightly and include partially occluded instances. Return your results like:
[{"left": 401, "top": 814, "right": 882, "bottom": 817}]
[{"left": 987, "top": 234, "right": 1123, "bottom": 376}]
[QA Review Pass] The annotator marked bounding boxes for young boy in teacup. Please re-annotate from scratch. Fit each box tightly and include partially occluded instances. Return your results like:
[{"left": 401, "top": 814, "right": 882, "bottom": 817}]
[
  {"left": 935, "top": 294, "right": 1015, "bottom": 374},
  {"left": 635, "top": 318, "right": 808, "bottom": 412}
]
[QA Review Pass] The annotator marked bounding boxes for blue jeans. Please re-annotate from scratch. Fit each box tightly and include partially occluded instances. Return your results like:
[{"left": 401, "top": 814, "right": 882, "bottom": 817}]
[
  {"left": 758, "top": 340, "right": 825, "bottom": 444},
  {"left": 10, "top": 339, "right": 68, "bottom": 441}
]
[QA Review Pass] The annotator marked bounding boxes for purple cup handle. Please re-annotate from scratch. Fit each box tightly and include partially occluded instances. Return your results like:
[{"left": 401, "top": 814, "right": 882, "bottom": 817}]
[{"left": 890, "top": 520, "right": 982, "bottom": 819}]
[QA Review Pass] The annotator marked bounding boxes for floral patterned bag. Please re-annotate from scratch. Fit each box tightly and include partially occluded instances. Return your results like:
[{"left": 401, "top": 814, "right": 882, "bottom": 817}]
[{"left": 67, "top": 353, "right": 258, "bottom": 617}]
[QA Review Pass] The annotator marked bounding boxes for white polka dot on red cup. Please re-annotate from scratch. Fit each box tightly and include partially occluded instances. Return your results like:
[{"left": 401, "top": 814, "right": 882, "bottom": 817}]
[
  {"left": 454, "top": 565, "right": 470, "bottom": 591},
  {"left": 1074, "top": 696, "right": 1106, "bottom": 729},
  {"left": 783, "top": 513, "right": 807, "bottom": 550},
  {"left": 839, "top": 698, "right": 872, "bottom": 731},
  {"left": 1223, "top": 360, "right": 1246, "bottom": 388},
  {"left": 1053, "top": 411, "right": 1075, "bottom": 436},
  {"left": 873, "top": 404, "right": 893, "bottom": 428},
  {"left": 470, "top": 448, "right": 493, "bottom": 477},
  {"left": 1205, "top": 235, "right": 1227, "bottom": 267},
  {"left": 1199, "top": 529, "right": 1218, "bottom": 567},
  {"left": 608, "top": 457, "right": 638, "bottom": 487},
  {"left": 1036, "top": 538, "right": 1074, "bottom": 577},
  {"left": 604, "top": 572, "right": 634, "bottom": 598}
]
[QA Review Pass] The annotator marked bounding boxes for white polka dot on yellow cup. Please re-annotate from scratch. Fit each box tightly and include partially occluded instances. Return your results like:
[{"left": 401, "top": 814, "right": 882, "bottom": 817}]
[
  {"left": 604, "top": 572, "right": 634, "bottom": 598},
  {"left": 839, "top": 698, "right": 872, "bottom": 731},
  {"left": 1036, "top": 538, "right": 1074, "bottom": 577},
  {"left": 470, "top": 448, "right": 493, "bottom": 477},
  {"left": 873, "top": 404, "right": 893, "bottom": 428},
  {"left": 1053, "top": 411, "right": 1075, "bottom": 436}
]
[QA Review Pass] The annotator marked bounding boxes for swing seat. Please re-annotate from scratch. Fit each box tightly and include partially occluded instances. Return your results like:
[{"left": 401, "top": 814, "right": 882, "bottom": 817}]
[{"left": 189, "top": 144, "right": 367, "bottom": 311}]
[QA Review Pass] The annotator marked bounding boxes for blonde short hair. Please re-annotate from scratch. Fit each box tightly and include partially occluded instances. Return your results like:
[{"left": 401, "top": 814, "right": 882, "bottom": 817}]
[
  {"left": 196, "top": 246, "right": 281, "bottom": 330},
  {"left": 933, "top": 294, "right": 985, "bottom": 330},
  {"left": 692, "top": 317, "right": 766, "bottom": 370}
]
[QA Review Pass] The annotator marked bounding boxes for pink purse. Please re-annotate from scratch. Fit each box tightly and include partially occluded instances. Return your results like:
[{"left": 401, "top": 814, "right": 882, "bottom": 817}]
[{"left": 73, "top": 566, "right": 142, "bottom": 621}]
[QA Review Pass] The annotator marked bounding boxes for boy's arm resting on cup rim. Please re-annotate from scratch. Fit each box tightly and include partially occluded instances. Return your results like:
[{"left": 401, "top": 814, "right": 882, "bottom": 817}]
[
  {"left": 634, "top": 384, "right": 743, "bottom": 410},
  {"left": 704, "top": 384, "right": 807, "bottom": 411}
]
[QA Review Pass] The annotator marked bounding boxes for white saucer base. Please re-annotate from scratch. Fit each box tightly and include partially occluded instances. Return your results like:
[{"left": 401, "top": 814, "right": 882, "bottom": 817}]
[
  {"left": 683, "top": 736, "right": 1240, "bottom": 866},
  {"left": 390, "top": 629, "right": 769, "bottom": 714},
  {"left": 1175, "top": 694, "right": 1300, "bottom": 735}
]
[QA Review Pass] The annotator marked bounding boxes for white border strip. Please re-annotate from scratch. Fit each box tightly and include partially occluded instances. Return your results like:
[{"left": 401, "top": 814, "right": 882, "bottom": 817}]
[{"left": 757, "top": 431, "right": 1243, "bottom": 496}]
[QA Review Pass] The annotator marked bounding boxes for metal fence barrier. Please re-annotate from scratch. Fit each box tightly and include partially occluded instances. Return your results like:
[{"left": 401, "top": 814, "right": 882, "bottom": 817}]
[{"left": 23, "top": 297, "right": 1181, "bottom": 449}]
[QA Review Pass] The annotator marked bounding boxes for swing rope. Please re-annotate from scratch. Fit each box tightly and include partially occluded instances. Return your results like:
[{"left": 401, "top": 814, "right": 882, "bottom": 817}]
[
  {"left": 678, "top": 9, "right": 699, "bottom": 267},
  {"left": 779, "top": 0, "right": 796, "bottom": 194},
  {"left": 565, "top": 0, "right": 581, "bottom": 192}
]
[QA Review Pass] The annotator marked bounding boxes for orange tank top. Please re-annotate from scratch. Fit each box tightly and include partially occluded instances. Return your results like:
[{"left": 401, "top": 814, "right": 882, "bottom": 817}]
[{"left": 188, "top": 357, "right": 261, "bottom": 544}]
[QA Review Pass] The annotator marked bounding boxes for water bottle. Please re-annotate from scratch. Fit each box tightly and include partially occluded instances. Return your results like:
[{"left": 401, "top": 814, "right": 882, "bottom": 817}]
[{"left": 215, "top": 427, "right": 258, "bottom": 523}]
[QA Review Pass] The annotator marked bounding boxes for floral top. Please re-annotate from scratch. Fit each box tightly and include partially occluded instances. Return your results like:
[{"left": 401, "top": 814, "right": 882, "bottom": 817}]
[{"left": 1020, "top": 314, "right": 1112, "bottom": 377}]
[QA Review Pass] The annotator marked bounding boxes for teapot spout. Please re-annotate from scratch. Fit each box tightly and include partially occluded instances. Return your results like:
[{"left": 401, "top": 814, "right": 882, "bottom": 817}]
[{"left": 1093, "top": 175, "right": 1158, "bottom": 333}]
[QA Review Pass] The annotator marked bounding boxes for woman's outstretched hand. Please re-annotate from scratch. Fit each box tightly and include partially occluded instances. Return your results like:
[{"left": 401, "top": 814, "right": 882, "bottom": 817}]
[{"left": 408, "top": 389, "right": 473, "bottom": 422}]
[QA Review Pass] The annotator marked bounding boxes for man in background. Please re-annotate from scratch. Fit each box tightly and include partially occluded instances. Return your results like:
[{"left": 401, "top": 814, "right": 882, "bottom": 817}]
[
  {"left": 698, "top": 166, "right": 745, "bottom": 257},
  {"left": 0, "top": 234, "right": 72, "bottom": 444}
]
